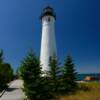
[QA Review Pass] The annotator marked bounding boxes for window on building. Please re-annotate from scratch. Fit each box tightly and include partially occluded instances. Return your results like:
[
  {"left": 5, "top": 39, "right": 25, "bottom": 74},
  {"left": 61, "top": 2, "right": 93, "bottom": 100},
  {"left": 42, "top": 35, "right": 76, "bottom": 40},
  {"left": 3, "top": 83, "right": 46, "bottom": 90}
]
[{"left": 48, "top": 17, "right": 50, "bottom": 22}]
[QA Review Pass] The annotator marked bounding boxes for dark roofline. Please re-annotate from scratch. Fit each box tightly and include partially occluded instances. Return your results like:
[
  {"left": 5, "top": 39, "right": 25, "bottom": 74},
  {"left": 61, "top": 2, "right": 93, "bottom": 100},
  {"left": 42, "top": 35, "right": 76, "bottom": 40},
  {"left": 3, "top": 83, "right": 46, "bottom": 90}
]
[{"left": 40, "top": 6, "right": 56, "bottom": 20}]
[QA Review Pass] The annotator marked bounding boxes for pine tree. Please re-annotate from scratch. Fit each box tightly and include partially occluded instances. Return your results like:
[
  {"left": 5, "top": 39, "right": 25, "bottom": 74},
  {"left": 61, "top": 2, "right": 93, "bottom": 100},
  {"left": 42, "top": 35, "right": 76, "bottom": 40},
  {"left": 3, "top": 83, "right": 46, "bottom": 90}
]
[
  {"left": 48, "top": 56, "right": 60, "bottom": 92},
  {"left": 0, "top": 49, "right": 14, "bottom": 91},
  {"left": 0, "top": 49, "right": 3, "bottom": 64},
  {"left": 63, "top": 55, "right": 77, "bottom": 92},
  {"left": 20, "top": 50, "right": 52, "bottom": 100}
]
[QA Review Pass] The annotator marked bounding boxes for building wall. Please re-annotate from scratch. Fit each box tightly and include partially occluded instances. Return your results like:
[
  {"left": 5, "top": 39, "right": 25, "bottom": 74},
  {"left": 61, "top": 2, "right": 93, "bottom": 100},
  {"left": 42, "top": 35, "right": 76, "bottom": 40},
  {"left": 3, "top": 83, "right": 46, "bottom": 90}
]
[{"left": 40, "top": 16, "right": 57, "bottom": 72}]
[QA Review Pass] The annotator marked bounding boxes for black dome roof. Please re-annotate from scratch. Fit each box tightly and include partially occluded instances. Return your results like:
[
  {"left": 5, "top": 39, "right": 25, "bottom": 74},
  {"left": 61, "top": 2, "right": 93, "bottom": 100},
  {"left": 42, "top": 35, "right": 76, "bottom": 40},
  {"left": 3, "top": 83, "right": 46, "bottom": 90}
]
[{"left": 40, "top": 6, "right": 56, "bottom": 20}]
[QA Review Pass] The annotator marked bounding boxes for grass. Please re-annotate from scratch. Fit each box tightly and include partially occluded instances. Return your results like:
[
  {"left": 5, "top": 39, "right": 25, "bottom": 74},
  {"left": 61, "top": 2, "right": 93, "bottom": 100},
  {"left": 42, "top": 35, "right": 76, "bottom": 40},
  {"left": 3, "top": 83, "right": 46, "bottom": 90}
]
[{"left": 56, "top": 82, "right": 100, "bottom": 100}]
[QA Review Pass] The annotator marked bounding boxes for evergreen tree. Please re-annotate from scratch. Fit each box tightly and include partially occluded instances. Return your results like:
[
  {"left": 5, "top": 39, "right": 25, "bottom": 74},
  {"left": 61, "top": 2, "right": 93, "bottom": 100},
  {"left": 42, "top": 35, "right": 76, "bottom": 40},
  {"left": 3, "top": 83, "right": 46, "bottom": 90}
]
[
  {"left": 62, "top": 55, "right": 77, "bottom": 92},
  {"left": 0, "top": 49, "right": 14, "bottom": 91},
  {"left": 20, "top": 50, "right": 52, "bottom": 100},
  {"left": 0, "top": 49, "right": 3, "bottom": 64},
  {"left": 48, "top": 56, "right": 60, "bottom": 92},
  {"left": 0, "top": 63, "right": 13, "bottom": 83}
]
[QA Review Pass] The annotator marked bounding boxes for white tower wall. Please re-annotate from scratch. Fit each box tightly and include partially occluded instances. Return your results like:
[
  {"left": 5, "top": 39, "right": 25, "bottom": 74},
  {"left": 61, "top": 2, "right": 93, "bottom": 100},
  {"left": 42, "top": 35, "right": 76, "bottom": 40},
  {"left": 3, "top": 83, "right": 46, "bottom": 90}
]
[{"left": 40, "top": 15, "right": 57, "bottom": 72}]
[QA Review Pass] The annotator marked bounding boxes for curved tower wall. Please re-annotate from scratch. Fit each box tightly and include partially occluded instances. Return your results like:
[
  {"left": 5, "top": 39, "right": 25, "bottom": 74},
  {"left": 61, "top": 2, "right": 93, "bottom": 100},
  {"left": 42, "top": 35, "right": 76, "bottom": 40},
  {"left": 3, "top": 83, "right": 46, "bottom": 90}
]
[{"left": 40, "top": 15, "right": 57, "bottom": 72}]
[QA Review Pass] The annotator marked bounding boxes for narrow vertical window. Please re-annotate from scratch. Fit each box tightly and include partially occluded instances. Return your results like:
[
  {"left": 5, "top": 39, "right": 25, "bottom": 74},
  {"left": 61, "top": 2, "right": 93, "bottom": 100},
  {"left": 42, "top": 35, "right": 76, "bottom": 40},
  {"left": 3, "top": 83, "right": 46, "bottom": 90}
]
[{"left": 48, "top": 17, "right": 50, "bottom": 22}]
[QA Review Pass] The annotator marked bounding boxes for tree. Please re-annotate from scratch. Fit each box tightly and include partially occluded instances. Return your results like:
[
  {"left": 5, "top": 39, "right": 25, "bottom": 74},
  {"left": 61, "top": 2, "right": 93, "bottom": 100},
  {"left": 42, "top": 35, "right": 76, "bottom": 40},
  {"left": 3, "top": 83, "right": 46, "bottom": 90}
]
[
  {"left": 3, "top": 63, "right": 13, "bottom": 82},
  {"left": 48, "top": 56, "right": 60, "bottom": 92},
  {"left": 62, "top": 55, "right": 77, "bottom": 92},
  {"left": 0, "top": 49, "right": 3, "bottom": 64},
  {"left": 19, "top": 50, "right": 52, "bottom": 100},
  {"left": 0, "top": 50, "right": 14, "bottom": 91},
  {"left": 0, "top": 63, "right": 13, "bottom": 83}
]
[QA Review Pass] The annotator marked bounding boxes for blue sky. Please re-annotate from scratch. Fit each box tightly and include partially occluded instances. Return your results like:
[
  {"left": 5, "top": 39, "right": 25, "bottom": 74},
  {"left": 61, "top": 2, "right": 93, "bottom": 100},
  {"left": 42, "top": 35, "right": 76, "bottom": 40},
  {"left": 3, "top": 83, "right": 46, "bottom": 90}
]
[{"left": 0, "top": 0, "right": 100, "bottom": 73}]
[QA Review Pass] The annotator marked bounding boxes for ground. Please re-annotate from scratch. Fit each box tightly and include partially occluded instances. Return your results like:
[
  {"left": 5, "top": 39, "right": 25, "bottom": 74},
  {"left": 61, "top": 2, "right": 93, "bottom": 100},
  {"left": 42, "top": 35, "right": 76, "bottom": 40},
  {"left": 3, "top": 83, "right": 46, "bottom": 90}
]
[
  {"left": 0, "top": 80, "right": 24, "bottom": 100},
  {"left": 57, "top": 82, "right": 100, "bottom": 100},
  {"left": 1, "top": 80, "right": 100, "bottom": 100}
]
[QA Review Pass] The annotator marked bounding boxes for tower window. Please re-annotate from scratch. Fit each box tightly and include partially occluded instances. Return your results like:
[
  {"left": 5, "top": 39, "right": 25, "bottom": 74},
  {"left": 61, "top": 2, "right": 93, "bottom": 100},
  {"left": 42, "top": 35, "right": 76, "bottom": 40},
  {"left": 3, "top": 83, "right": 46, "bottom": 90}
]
[{"left": 48, "top": 17, "right": 50, "bottom": 22}]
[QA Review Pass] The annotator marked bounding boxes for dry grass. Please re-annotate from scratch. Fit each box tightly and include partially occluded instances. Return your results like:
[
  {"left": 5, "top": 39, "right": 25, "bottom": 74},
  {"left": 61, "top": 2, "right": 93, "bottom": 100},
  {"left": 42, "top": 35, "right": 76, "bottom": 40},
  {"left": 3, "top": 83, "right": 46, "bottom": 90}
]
[{"left": 56, "top": 82, "right": 100, "bottom": 100}]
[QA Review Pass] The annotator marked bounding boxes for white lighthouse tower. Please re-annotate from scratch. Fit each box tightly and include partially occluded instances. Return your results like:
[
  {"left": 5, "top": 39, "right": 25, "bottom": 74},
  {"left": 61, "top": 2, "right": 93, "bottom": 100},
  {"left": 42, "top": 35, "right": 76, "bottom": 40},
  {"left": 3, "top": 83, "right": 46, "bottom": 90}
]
[{"left": 40, "top": 6, "right": 57, "bottom": 72}]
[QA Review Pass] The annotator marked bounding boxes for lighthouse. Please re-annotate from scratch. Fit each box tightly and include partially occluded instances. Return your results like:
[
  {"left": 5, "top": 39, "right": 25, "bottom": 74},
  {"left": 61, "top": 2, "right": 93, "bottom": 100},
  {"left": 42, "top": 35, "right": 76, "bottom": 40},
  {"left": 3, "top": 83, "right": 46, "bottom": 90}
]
[{"left": 40, "top": 6, "right": 57, "bottom": 72}]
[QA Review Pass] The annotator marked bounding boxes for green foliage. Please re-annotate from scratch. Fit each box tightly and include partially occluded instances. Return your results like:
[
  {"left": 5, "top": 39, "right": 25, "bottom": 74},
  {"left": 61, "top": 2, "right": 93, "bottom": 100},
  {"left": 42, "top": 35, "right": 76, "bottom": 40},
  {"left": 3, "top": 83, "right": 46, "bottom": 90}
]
[
  {"left": 19, "top": 50, "right": 77, "bottom": 99},
  {"left": 19, "top": 50, "right": 52, "bottom": 100},
  {"left": 15, "top": 67, "right": 20, "bottom": 79},
  {"left": 20, "top": 50, "right": 41, "bottom": 81},
  {"left": 0, "top": 49, "right": 3, "bottom": 64},
  {"left": 62, "top": 55, "right": 77, "bottom": 91},
  {"left": 48, "top": 56, "right": 60, "bottom": 92},
  {"left": 0, "top": 63, "right": 13, "bottom": 83},
  {"left": 0, "top": 50, "right": 14, "bottom": 91}
]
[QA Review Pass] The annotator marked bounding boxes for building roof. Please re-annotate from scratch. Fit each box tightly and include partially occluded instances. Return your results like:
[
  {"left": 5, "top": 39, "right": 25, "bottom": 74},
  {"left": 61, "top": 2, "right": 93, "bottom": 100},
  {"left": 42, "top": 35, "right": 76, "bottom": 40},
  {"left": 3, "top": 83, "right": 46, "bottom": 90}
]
[{"left": 40, "top": 6, "right": 56, "bottom": 20}]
